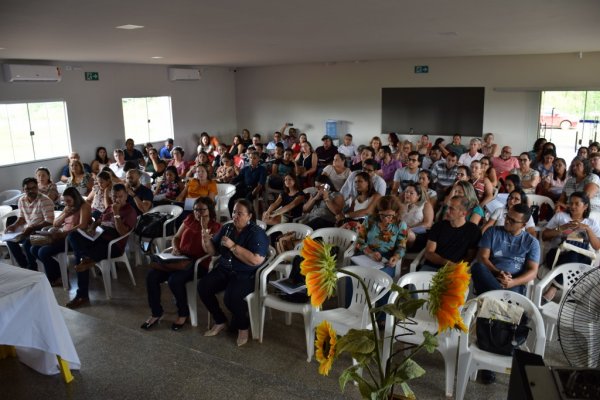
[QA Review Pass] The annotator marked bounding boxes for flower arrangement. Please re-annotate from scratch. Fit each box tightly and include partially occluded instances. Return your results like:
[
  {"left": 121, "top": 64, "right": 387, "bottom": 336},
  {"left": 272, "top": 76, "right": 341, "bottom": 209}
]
[{"left": 300, "top": 236, "right": 470, "bottom": 399}]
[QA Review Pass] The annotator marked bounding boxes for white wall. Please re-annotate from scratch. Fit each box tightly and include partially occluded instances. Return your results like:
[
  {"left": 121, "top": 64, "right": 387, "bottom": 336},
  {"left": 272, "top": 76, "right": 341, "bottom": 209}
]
[
  {"left": 0, "top": 62, "right": 236, "bottom": 190},
  {"left": 235, "top": 52, "right": 600, "bottom": 152}
]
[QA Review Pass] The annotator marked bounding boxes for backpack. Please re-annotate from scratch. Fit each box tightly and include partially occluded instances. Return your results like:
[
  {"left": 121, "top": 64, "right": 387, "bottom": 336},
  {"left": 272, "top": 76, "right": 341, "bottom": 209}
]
[{"left": 134, "top": 212, "right": 169, "bottom": 253}]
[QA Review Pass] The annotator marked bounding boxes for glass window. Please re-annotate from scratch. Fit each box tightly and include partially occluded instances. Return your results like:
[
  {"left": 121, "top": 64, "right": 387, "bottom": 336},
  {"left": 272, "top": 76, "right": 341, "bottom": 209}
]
[
  {"left": 0, "top": 101, "right": 71, "bottom": 166},
  {"left": 122, "top": 96, "right": 174, "bottom": 144}
]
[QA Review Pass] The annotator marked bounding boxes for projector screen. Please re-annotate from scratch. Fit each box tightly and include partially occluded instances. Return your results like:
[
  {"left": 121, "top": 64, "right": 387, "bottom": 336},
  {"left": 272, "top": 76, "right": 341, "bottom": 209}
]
[{"left": 381, "top": 87, "right": 485, "bottom": 137}]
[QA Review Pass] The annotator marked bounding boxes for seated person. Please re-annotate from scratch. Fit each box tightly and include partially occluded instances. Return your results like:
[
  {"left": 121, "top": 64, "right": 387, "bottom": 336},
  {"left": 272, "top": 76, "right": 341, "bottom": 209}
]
[
  {"left": 31, "top": 187, "right": 91, "bottom": 286},
  {"left": 431, "top": 151, "right": 459, "bottom": 196},
  {"left": 268, "top": 148, "right": 295, "bottom": 190},
  {"left": 66, "top": 184, "right": 137, "bottom": 309},
  {"left": 391, "top": 151, "right": 420, "bottom": 194},
  {"left": 198, "top": 199, "right": 269, "bottom": 347},
  {"left": 167, "top": 146, "right": 189, "bottom": 179},
  {"left": 159, "top": 138, "right": 174, "bottom": 160},
  {"left": 35, "top": 167, "right": 59, "bottom": 203},
  {"left": 377, "top": 146, "right": 402, "bottom": 189},
  {"left": 187, "top": 151, "right": 214, "bottom": 178},
  {"left": 482, "top": 189, "right": 536, "bottom": 236},
  {"left": 66, "top": 159, "right": 93, "bottom": 197},
  {"left": 315, "top": 135, "right": 338, "bottom": 173},
  {"left": 87, "top": 171, "right": 112, "bottom": 220},
  {"left": 419, "top": 196, "right": 481, "bottom": 272},
  {"left": 539, "top": 157, "right": 567, "bottom": 202},
  {"left": 399, "top": 183, "right": 434, "bottom": 250},
  {"left": 262, "top": 173, "right": 305, "bottom": 226},
  {"left": 436, "top": 181, "right": 485, "bottom": 226},
  {"left": 418, "top": 169, "right": 438, "bottom": 209},
  {"left": 294, "top": 141, "right": 318, "bottom": 187},
  {"left": 177, "top": 165, "right": 217, "bottom": 203},
  {"left": 302, "top": 175, "right": 345, "bottom": 230},
  {"left": 60, "top": 152, "right": 91, "bottom": 183},
  {"left": 228, "top": 151, "right": 266, "bottom": 212},
  {"left": 471, "top": 204, "right": 540, "bottom": 296},
  {"left": 356, "top": 195, "right": 407, "bottom": 270},
  {"left": 109, "top": 149, "right": 127, "bottom": 180},
  {"left": 212, "top": 143, "right": 229, "bottom": 172},
  {"left": 124, "top": 168, "right": 153, "bottom": 215},
  {"left": 123, "top": 161, "right": 151, "bottom": 188},
  {"left": 336, "top": 171, "right": 381, "bottom": 225},
  {"left": 541, "top": 191, "right": 600, "bottom": 301},
  {"left": 145, "top": 147, "right": 166, "bottom": 183},
  {"left": 215, "top": 153, "right": 239, "bottom": 183},
  {"left": 321, "top": 153, "right": 350, "bottom": 192},
  {"left": 123, "top": 138, "right": 146, "bottom": 167},
  {"left": 5, "top": 177, "right": 55, "bottom": 270},
  {"left": 340, "top": 158, "right": 387, "bottom": 199},
  {"left": 153, "top": 166, "right": 184, "bottom": 203},
  {"left": 141, "top": 197, "right": 221, "bottom": 331}
]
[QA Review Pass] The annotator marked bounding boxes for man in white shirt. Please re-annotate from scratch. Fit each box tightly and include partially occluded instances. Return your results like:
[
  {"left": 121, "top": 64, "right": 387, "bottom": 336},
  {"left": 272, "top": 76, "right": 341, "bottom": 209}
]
[
  {"left": 392, "top": 151, "right": 421, "bottom": 194},
  {"left": 458, "top": 138, "right": 484, "bottom": 166},
  {"left": 340, "top": 159, "right": 386, "bottom": 199},
  {"left": 110, "top": 149, "right": 127, "bottom": 180},
  {"left": 337, "top": 134, "right": 357, "bottom": 160},
  {"left": 265, "top": 131, "right": 284, "bottom": 154}
]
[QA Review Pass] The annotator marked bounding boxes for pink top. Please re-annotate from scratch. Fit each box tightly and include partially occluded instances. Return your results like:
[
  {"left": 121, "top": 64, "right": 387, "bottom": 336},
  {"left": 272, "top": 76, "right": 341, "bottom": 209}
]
[{"left": 491, "top": 156, "right": 520, "bottom": 175}]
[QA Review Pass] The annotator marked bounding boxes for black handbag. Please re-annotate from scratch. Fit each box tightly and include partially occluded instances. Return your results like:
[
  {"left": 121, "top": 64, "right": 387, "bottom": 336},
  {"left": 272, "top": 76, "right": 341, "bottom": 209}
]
[{"left": 476, "top": 313, "right": 531, "bottom": 356}]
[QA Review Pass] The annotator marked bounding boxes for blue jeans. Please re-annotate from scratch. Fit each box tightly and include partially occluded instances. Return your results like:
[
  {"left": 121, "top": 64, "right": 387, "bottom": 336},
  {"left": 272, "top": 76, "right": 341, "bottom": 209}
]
[
  {"left": 471, "top": 262, "right": 526, "bottom": 296},
  {"left": 30, "top": 241, "right": 66, "bottom": 282},
  {"left": 7, "top": 237, "right": 36, "bottom": 270},
  {"left": 67, "top": 231, "right": 115, "bottom": 299}
]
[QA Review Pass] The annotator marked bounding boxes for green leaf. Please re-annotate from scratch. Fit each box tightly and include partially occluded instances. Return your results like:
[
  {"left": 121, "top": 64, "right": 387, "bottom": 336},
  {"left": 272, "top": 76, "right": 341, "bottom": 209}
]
[
  {"left": 391, "top": 284, "right": 412, "bottom": 300},
  {"left": 394, "top": 358, "right": 426, "bottom": 381},
  {"left": 380, "top": 303, "right": 408, "bottom": 321},
  {"left": 339, "top": 368, "right": 358, "bottom": 392},
  {"left": 422, "top": 331, "right": 438, "bottom": 353},
  {"left": 398, "top": 299, "right": 427, "bottom": 318},
  {"left": 339, "top": 366, "right": 375, "bottom": 397},
  {"left": 336, "top": 329, "right": 375, "bottom": 355},
  {"left": 398, "top": 382, "right": 417, "bottom": 399},
  {"left": 370, "top": 386, "right": 393, "bottom": 400}
]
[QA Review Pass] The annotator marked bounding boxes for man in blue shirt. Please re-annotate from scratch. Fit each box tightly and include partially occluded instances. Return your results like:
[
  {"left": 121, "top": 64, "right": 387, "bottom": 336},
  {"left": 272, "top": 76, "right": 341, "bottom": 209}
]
[
  {"left": 229, "top": 151, "right": 267, "bottom": 213},
  {"left": 471, "top": 203, "right": 540, "bottom": 296},
  {"left": 159, "top": 138, "right": 173, "bottom": 159}
]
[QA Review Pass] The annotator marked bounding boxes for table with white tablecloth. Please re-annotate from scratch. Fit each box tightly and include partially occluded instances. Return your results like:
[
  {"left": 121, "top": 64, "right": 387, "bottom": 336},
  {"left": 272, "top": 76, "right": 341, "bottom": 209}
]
[{"left": 0, "top": 263, "right": 80, "bottom": 375}]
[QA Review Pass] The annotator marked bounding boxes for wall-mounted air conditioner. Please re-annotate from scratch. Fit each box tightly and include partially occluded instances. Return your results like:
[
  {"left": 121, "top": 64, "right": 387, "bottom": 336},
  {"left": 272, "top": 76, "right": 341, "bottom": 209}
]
[
  {"left": 3, "top": 64, "right": 62, "bottom": 82},
  {"left": 168, "top": 68, "right": 201, "bottom": 81}
]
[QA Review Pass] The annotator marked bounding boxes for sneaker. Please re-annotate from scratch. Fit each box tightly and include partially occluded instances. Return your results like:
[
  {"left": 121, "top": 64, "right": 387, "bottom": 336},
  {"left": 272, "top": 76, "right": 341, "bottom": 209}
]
[
  {"left": 66, "top": 297, "right": 90, "bottom": 309},
  {"left": 481, "top": 370, "right": 496, "bottom": 384}
]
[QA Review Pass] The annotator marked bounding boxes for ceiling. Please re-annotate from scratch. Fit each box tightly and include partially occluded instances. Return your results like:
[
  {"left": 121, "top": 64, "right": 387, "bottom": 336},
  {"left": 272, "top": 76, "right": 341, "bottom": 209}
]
[{"left": 1, "top": 0, "right": 599, "bottom": 67}]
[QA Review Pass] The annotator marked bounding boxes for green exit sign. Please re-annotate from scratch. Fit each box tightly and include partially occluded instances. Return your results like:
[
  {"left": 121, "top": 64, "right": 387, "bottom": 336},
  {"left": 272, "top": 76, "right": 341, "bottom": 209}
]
[
  {"left": 414, "top": 65, "right": 429, "bottom": 74},
  {"left": 84, "top": 72, "right": 99, "bottom": 81}
]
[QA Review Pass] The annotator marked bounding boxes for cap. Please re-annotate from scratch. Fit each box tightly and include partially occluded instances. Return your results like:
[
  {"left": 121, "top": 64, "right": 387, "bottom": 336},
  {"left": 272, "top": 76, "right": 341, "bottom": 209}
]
[{"left": 321, "top": 135, "right": 333, "bottom": 141}]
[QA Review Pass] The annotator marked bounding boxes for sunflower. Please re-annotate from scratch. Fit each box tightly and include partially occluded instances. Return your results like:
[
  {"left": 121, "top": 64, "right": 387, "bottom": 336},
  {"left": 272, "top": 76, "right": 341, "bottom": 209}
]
[
  {"left": 300, "top": 236, "right": 338, "bottom": 307},
  {"left": 315, "top": 320, "right": 337, "bottom": 376},
  {"left": 428, "top": 261, "right": 470, "bottom": 333}
]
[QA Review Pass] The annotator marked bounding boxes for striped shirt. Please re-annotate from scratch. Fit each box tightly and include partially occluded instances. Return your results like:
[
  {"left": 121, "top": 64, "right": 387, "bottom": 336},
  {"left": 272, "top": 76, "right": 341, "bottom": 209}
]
[{"left": 17, "top": 193, "right": 55, "bottom": 227}]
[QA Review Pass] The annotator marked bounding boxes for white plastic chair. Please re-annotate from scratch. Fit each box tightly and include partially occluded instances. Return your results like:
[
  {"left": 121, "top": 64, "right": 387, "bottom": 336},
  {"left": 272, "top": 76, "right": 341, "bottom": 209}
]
[
  {"left": 307, "top": 265, "right": 393, "bottom": 361},
  {"left": 143, "top": 204, "right": 183, "bottom": 252},
  {"left": 531, "top": 262, "right": 592, "bottom": 341},
  {"left": 265, "top": 223, "right": 313, "bottom": 277},
  {"left": 254, "top": 251, "right": 314, "bottom": 359},
  {"left": 455, "top": 290, "right": 546, "bottom": 400},
  {"left": 0, "top": 189, "right": 22, "bottom": 206},
  {"left": 90, "top": 231, "right": 136, "bottom": 299},
  {"left": 383, "top": 272, "right": 465, "bottom": 397},
  {"left": 1, "top": 209, "right": 20, "bottom": 264},
  {"left": 528, "top": 194, "right": 555, "bottom": 227},
  {"left": 181, "top": 253, "right": 218, "bottom": 327},
  {"left": 216, "top": 183, "right": 236, "bottom": 221},
  {"left": 255, "top": 219, "right": 267, "bottom": 230},
  {"left": 310, "top": 227, "right": 358, "bottom": 268}
]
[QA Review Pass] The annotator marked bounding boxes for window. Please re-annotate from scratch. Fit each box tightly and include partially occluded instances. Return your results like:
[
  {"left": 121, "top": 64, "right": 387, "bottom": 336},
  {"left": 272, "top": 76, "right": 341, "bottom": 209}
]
[
  {"left": 0, "top": 101, "right": 71, "bottom": 167},
  {"left": 121, "top": 96, "right": 174, "bottom": 144},
  {"left": 539, "top": 91, "right": 600, "bottom": 161}
]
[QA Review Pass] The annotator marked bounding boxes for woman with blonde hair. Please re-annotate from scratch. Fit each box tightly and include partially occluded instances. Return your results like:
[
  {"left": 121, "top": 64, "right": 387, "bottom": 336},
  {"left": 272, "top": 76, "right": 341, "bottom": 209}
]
[{"left": 67, "top": 159, "right": 93, "bottom": 196}]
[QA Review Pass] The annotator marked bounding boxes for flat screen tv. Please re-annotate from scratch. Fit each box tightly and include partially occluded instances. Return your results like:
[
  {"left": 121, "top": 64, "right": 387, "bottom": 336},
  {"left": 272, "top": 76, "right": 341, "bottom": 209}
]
[{"left": 381, "top": 87, "right": 485, "bottom": 137}]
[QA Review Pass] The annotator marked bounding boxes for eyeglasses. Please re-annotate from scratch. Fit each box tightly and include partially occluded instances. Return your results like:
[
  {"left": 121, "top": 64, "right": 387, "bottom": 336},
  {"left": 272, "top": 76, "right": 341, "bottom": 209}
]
[
  {"left": 193, "top": 207, "right": 208, "bottom": 212},
  {"left": 505, "top": 215, "right": 525, "bottom": 224},
  {"left": 379, "top": 213, "right": 395, "bottom": 219}
]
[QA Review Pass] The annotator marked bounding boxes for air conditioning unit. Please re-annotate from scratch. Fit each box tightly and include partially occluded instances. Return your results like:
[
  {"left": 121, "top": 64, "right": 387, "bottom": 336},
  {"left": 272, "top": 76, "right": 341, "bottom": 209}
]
[
  {"left": 168, "top": 68, "right": 201, "bottom": 81},
  {"left": 3, "top": 64, "right": 62, "bottom": 82}
]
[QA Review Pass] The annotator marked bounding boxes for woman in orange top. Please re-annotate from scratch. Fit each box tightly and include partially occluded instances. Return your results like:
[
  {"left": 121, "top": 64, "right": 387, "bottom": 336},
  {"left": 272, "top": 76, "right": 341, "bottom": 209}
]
[{"left": 176, "top": 165, "right": 217, "bottom": 202}]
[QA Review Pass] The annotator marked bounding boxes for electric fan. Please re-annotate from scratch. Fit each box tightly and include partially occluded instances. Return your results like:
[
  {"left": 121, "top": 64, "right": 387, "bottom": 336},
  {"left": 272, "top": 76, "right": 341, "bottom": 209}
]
[{"left": 557, "top": 267, "right": 600, "bottom": 368}]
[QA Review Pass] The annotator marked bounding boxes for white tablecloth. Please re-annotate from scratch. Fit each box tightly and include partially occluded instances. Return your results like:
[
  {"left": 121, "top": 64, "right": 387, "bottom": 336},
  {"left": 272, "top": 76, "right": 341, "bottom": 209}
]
[{"left": 0, "top": 263, "right": 80, "bottom": 375}]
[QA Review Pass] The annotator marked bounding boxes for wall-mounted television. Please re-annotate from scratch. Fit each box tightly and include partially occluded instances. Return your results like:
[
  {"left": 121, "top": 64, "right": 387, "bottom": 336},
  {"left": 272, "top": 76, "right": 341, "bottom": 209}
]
[{"left": 381, "top": 87, "right": 485, "bottom": 137}]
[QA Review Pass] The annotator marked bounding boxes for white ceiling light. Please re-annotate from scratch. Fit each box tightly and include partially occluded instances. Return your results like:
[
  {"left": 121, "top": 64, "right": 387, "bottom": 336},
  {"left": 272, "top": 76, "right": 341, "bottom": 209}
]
[{"left": 115, "top": 24, "right": 144, "bottom": 30}]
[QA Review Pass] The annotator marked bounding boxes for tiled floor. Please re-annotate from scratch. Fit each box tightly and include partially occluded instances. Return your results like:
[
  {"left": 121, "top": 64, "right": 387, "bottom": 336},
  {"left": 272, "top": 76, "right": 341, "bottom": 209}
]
[{"left": 0, "top": 262, "right": 569, "bottom": 399}]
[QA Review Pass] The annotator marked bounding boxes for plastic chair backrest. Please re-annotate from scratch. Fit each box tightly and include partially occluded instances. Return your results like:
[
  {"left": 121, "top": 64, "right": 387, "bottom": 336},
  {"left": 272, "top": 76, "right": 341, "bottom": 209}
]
[
  {"left": 0, "top": 189, "right": 22, "bottom": 204},
  {"left": 463, "top": 290, "right": 546, "bottom": 355},
  {"left": 303, "top": 187, "right": 317, "bottom": 197},
  {"left": 265, "top": 223, "right": 313, "bottom": 238},
  {"left": 310, "top": 227, "right": 357, "bottom": 255},
  {"left": 0, "top": 205, "right": 13, "bottom": 219},
  {"left": 533, "top": 263, "right": 592, "bottom": 308},
  {"left": 217, "top": 183, "right": 236, "bottom": 198},
  {"left": 1, "top": 209, "right": 19, "bottom": 233},
  {"left": 342, "top": 265, "right": 393, "bottom": 316},
  {"left": 148, "top": 204, "right": 183, "bottom": 218}
]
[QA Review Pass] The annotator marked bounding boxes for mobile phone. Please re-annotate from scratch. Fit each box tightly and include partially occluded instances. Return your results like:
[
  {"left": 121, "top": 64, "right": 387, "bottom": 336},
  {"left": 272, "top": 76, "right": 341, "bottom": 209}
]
[
  {"left": 323, "top": 183, "right": 330, "bottom": 191},
  {"left": 287, "top": 122, "right": 294, "bottom": 126}
]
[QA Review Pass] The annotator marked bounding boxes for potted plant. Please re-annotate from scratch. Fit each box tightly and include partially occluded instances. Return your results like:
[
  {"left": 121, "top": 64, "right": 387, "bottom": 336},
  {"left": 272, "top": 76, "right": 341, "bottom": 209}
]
[{"left": 300, "top": 236, "right": 470, "bottom": 399}]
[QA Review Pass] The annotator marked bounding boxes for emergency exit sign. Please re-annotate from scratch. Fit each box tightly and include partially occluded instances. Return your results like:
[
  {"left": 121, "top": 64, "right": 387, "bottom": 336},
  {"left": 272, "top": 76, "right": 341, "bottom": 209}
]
[
  {"left": 85, "top": 72, "right": 99, "bottom": 81},
  {"left": 414, "top": 65, "right": 429, "bottom": 74}
]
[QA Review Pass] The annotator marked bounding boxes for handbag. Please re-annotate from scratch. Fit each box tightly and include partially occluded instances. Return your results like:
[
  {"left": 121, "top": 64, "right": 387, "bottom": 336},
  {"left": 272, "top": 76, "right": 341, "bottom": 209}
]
[
  {"left": 476, "top": 297, "right": 531, "bottom": 356},
  {"left": 29, "top": 234, "right": 54, "bottom": 246}
]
